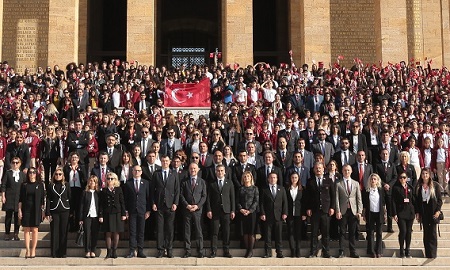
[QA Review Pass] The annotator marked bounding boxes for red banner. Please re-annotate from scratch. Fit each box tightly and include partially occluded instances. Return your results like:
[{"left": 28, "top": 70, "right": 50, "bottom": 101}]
[{"left": 164, "top": 78, "right": 211, "bottom": 108}]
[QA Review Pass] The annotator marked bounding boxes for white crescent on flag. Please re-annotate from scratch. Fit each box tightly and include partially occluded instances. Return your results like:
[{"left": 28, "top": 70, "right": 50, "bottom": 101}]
[{"left": 171, "top": 88, "right": 187, "bottom": 104}]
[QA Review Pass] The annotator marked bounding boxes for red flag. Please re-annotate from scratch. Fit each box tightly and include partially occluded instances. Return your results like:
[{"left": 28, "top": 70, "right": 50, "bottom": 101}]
[{"left": 164, "top": 78, "right": 211, "bottom": 108}]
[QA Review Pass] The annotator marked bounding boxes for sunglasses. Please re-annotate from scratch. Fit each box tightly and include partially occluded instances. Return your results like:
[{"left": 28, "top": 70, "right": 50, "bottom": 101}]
[
  {"left": 193, "top": 134, "right": 199, "bottom": 136},
  {"left": 245, "top": 133, "right": 253, "bottom": 135},
  {"left": 400, "top": 176, "right": 407, "bottom": 179},
  {"left": 192, "top": 156, "right": 199, "bottom": 159},
  {"left": 168, "top": 132, "right": 174, "bottom": 134},
  {"left": 12, "top": 161, "right": 20, "bottom": 164},
  {"left": 55, "top": 173, "right": 63, "bottom": 176},
  {"left": 29, "top": 171, "right": 36, "bottom": 174},
  {"left": 142, "top": 131, "right": 149, "bottom": 134},
  {"left": 107, "top": 177, "right": 115, "bottom": 180}
]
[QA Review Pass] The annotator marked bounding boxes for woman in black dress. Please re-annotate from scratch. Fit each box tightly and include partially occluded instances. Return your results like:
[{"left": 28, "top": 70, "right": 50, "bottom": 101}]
[
  {"left": 18, "top": 167, "right": 45, "bottom": 258},
  {"left": 237, "top": 171, "right": 259, "bottom": 258},
  {"left": 40, "top": 125, "right": 60, "bottom": 185},
  {"left": 45, "top": 168, "right": 71, "bottom": 258},
  {"left": 414, "top": 168, "right": 443, "bottom": 258},
  {"left": 1, "top": 157, "right": 26, "bottom": 241},
  {"left": 285, "top": 172, "right": 304, "bottom": 258},
  {"left": 99, "top": 172, "right": 126, "bottom": 258},
  {"left": 392, "top": 172, "right": 415, "bottom": 258},
  {"left": 79, "top": 175, "right": 100, "bottom": 258}
]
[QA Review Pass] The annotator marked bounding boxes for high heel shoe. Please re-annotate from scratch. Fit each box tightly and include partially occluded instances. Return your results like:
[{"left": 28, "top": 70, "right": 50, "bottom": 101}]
[{"left": 25, "top": 250, "right": 29, "bottom": 259}]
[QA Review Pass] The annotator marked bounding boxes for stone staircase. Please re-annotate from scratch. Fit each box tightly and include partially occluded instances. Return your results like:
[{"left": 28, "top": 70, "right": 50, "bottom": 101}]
[{"left": 0, "top": 199, "right": 450, "bottom": 269}]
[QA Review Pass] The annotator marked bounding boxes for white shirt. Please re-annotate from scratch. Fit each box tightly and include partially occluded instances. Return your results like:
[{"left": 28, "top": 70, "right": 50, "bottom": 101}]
[
  {"left": 69, "top": 169, "right": 81, "bottom": 188},
  {"left": 422, "top": 186, "right": 430, "bottom": 203},
  {"left": 424, "top": 148, "right": 432, "bottom": 168},
  {"left": 369, "top": 188, "right": 380, "bottom": 213},
  {"left": 262, "top": 88, "right": 277, "bottom": 102},
  {"left": 112, "top": 91, "right": 120, "bottom": 108},
  {"left": 87, "top": 190, "right": 98, "bottom": 217},
  {"left": 437, "top": 148, "right": 446, "bottom": 163},
  {"left": 120, "top": 165, "right": 130, "bottom": 183},
  {"left": 289, "top": 187, "right": 298, "bottom": 215},
  {"left": 408, "top": 148, "right": 420, "bottom": 166}
]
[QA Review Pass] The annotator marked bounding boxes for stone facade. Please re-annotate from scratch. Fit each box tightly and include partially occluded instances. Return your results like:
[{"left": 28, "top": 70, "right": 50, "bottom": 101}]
[{"left": 1, "top": 1, "right": 450, "bottom": 72}]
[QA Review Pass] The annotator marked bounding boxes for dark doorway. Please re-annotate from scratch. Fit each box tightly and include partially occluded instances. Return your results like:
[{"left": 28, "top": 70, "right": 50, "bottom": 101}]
[
  {"left": 87, "top": 0, "right": 127, "bottom": 63},
  {"left": 253, "top": 0, "right": 289, "bottom": 65},
  {"left": 157, "top": 0, "right": 220, "bottom": 67}
]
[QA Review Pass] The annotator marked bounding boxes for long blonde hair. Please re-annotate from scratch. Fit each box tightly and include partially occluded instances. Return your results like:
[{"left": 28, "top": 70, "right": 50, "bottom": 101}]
[{"left": 416, "top": 168, "right": 437, "bottom": 199}]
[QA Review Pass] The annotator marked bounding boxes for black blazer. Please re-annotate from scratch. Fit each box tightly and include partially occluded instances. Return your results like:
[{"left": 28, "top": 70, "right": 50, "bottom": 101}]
[
  {"left": 40, "top": 137, "right": 61, "bottom": 160},
  {"left": 305, "top": 175, "right": 336, "bottom": 214},
  {"left": 1, "top": 170, "right": 26, "bottom": 211},
  {"left": 377, "top": 144, "right": 400, "bottom": 165},
  {"left": 46, "top": 182, "right": 71, "bottom": 215},
  {"left": 256, "top": 165, "right": 284, "bottom": 190},
  {"left": 362, "top": 187, "right": 386, "bottom": 224},
  {"left": 90, "top": 165, "right": 114, "bottom": 188},
  {"left": 180, "top": 176, "right": 207, "bottom": 212},
  {"left": 277, "top": 129, "right": 299, "bottom": 153},
  {"left": 332, "top": 150, "right": 356, "bottom": 173},
  {"left": 123, "top": 178, "right": 151, "bottom": 215},
  {"left": 415, "top": 182, "right": 443, "bottom": 220},
  {"left": 346, "top": 133, "right": 369, "bottom": 156},
  {"left": 79, "top": 190, "right": 100, "bottom": 221},
  {"left": 391, "top": 182, "right": 415, "bottom": 220},
  {"left": 274, "top": 150, "right": 293, "bottom": 170},
  {"left": 237, "top": 185, "right": 259, "bottom": 213},
  {"left": 259, "top": 184, "right": 288, "bottom": 222},
  {"left": 285, "top": 186, "right": 304, "bottom": 217},
  {"left": 106, "top": 148, "right": 123, "bottom": 169},
  {"left": 231, "top": 163, "right": 257, "bottom": 190},
  {"left": 284, "top": 165, "right": 310, "bottom": 187},
  {"left": 19, "top": 182, "right": 45, "bottom": 225},
  {"left": 202, "top": 163, "right": 231, "bottom": 184},
  {"left": 66, "top": 130, "right": 89, "bottom": 160},
  {"left": 5, "top": 143, "right": 30, "bottom": 170},
  {"left": 151, "top": 169, "right": 180, "bottom": 209},
  {"left": 141, "top": 163, "right": 162, "bottom": 182},
  {"left": 98, "top": 187, "right": 126, "bottom": 217},
  {"left": 396, "top": 164, "right": 417, "bottom": 187},
  {"left": 374, "top": 162, "right": 398, "bottom": 189},
  {"left": 63, "top": 164, "right": 87, "bottom": 189},
  {"left": 206, "top": 178, "right": 235, "bottom": 214}
]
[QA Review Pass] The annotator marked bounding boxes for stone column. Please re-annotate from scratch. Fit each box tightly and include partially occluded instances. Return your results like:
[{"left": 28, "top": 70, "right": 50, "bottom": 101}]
[
  {"left": 422, "top": 0, "right": 443, "bottom": 67},
  {"left": 406, "top": 0, "right": 424, "bottom": 64},
  {"left": 221, "top": 0, "right": 253, "bottom": 66},
  {"left": 48, "top": 0, "right": 79, "bottom": 67},
  {"left": 442, "top": 0, "right": 450, "bottom": 66},
  {"left": 127, "top": 0, "right": 156, "bottom": 66},
  {"left": 288, "top": 0, "right": 302, "bottom": 65},
  {"left": 0, "top": 0, "right": 3, "bottom": 61},
  {"left": 78, "top": 0, "right": 88, "bottom": 64},
  {"left": 375, "top": 0, "right": 408, "bottom": 64}
]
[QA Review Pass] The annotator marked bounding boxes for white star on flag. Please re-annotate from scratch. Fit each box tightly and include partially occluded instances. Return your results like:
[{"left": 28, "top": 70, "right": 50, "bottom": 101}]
[{"left": 187, "top": 92, "right": 193, "bottom": 99}]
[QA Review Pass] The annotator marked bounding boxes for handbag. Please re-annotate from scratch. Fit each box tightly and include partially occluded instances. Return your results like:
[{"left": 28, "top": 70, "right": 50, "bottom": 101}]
[
  {"left": 76, "top": 224, "right": 84, "bottom": 247},
  {"left": 433, "top": 211, "right": 444, "bottom": 237}
]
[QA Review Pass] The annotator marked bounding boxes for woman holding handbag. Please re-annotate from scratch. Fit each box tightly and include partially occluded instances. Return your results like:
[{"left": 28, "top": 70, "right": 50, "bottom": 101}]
[
  {"left": 79, "top": 175, "right": 100, "bottom": 258},
  {"left": 415, "top": 168, "right": 443, "bottom": 258}
]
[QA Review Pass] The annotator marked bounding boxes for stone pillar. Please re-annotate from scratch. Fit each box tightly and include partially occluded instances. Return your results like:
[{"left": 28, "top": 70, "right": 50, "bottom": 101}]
[
  {"left": 221, "top": 0, "right": 253, "bottom": 66},
  {"left": 78, "top": 0, "right": 88, "bottom": 64},
  {"left": 406, "top": 0, "right": 424, "bottom": 64},
  {"left": 48, "top": 0, "right": 79, "bottom": 67},
  {"left": 422, "top": 0, "right": 443, "bottom": 67},
  {"left": 375, "top": 0, "right": 408, "bottom": 64},
  {"left": 0, "top": 0, "right": 3, "bottom": 61},
  {"left": 300, "top": 0, "right": 331, "bottom": 66},
  {"left": 127, "top": 0, "right": 155, "bottom": 66},
  {"left": 288, "top": 0, "right": 302, "bottom": 65},
  {"left": 442, "top": 0, "right": 450, "bottom": 66}
]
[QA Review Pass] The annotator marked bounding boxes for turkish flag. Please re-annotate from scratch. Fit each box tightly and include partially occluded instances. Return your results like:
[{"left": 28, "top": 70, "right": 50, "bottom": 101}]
[{"left": 164, "top": 78, "right": 211, "bottom": 108}]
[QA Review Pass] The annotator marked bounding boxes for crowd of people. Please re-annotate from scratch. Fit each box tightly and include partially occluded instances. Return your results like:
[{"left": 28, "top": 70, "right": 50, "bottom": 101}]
[{"left": 0, "top": 57, "right": 447, "bottom": 259}]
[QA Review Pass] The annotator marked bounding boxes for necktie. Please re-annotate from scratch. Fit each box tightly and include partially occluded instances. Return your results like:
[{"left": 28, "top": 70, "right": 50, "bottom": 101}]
[
  {"left": 201, "top": 155, "right": 206, "bottom": 166},
  {"left": 267, "top": 166, "right": 271, "bottom": 178},
  {"left": 384, "top": 162, "right": 388, "bottom": 172},
  {"left": 163, "top": 170, "right": 167, "bottom": 183},
  {"left": 108, "top": 148, "right": 112, "bottom": 158},
  {"left": 141, "top": 100, "right": 145, "bottom": 111},
  {"left": 219, "top": 179, "right": 223, "bottom": 191},
  {"left": 317, "top": 177, "right": 321, "bottom": 188},
  {"left": 150, "top": 165, "right": 154, "bottom": 173},
  {"left": 281, "top": 151, "right": 285, "bottom": 160},
  {"left": 142, "top": 139, "right": 146, "bottom": 158},
  {"left": 344, "top": 152, "right": 348, "bottom": 165},
  {"left": 242, "top": 164, "right": 245, "bottom": 172},
  {"left": 347, "top": 180, "right": 351, "bottom": 208},
  {"left": 321, "top": 142, "right": 325, "bottom": 155},
  {"left": 271, "top": 185, "right": 276, "bottom": 198},
  {"left": 135, "top": 179, "right": 139, "bottom": 193},
  {"left": 359, "top": 164, "right": 364, "bottom": 189},
  {"left": 101, "top": 168, "right": 106, "bottom": 188},
  {"left": 191, "top": 178, "right": 196, "bottom": 191}
]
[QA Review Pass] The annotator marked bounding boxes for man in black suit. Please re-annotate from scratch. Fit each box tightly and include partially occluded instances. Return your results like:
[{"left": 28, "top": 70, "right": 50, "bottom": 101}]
[
  {"left": 296, "top": 138, "right": 314, "bottom": 173},
  {"left": 151, "top": 156, "right": 180, "bottom": 258},
  {"left": 260, "top": 172, "right": 288, "bottom": 258},
  {"left": 123, "top": 165, "right": 151, "bottom": 258},
  {"left": 256, "top": 151, "right": 284, "bottom": 190},
  {"left": 246, "top": 142, "right": 264, "bottom": 169},
  {"left": 332, "top": 137, "right": 356, "bottom": 173},
  {"left": 206, "top": 165, "right": 235, "bottom": 258},
  {"left": 180, "top": 163, "right": 207, "bottom": 258},
  {"left": 237, "top": 129, "right": 262, "bottom": 154},
  {"left": 277, "top": 118, "right": 299, "bottom": 152},
  {"left": 159, "top": 127, "right": 183, "bottom": 160},
  {"left": 66, "top": 119, "right": 89, "bottom": 173},
  {"left": 136, "top": 127, "right": 154, "bottom": 159},
  {"left": 198, "top": 142, "right": 213, "bottom": 168},
  {"left": 374, "top": 148, "right": 397, "bottom": 232},
  {"left": 232, "top": 150, "right": 257, "bottom": 191},
  {"left": 299, "top": 117, "right": 317, "bottom": 151},
  {"left": 90, "top": 152, "right": 113, "bottom": 190},
  {"left": 171, "top": 155, "right": 188, "bottom": 180},
  {"left": 134, "top": 92, "right": 151, "bottom": 114},
  {"left": 377, "top": 130, "right": 399, "bottom": 165},
  {"left": 351, "top": 150, "right": 374, "bottom": 191},
  {"left": 284, "top": 151, "right": 310, "bottom": 188},
  {"left": 274, "top": 137, "right": 293, "bottom": 170},
  {"left": 338, "top": 110, "right": 352, "bottom": 136},
  {"left": 311, "top": 129, "right": 335, "bottom": 165},
  {"left": 141, "top": 150, "right": 161, "bottom": 181},
  {"left": 346, "top": 122, "right": 369, "bottom": 160},
  {"left": 202, "top": 150, "right": 231, "bottom": 183},
  {"left": 305, "top": 162, "right": 336, "bottom": 258},
  {"left": 104, "top": 134, "right": 122, "bottom": 169},
  {"left": 289, "top": 85, "right": 306, "bottom": 114},
  {"left": 5, "top": 135, "right": 30, "bottom": 172}
]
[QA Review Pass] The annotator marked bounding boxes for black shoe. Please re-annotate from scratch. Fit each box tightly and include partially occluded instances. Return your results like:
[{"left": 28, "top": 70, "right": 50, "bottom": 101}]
[
  {"left": 290, "top": 249, "right": 296, "bottom": 258},
  {"left": 13, "top": 234, "right": 20, "bottom": 241},
  {"left": 4, "top": 234, "right": 10, "bottom": 241},
  {"left": 182, "top": 252, "right": 191, "bottom": 258},
  {"left": 137, "top": 252, "right": 147, "bottom": 258},
  {"left": 276, "top": 253, "right": 284, "bottom": 258},
  {"left": 106, "top": 249, "right": 112, "bottom": 259},
  {"left": 125, "top": 252, "right": 135, "bottom": 258},
  {"left": 245, "top": 250, "right": 253, "bottom": 258},
  {"left": 112, "top": 249, "right": 117, "bottom": 259},
  {"left": 387, "top": 228, "right": 394, "bottom": 233},
  {"left": 350, "top": 253, "right": 360, "bottom": 258},
  {"left": 156, "top": 250, "right": 164, "bottom": 258},
  {"left": 167, "top": 250, "right": 173, "bottom": 258},
  {"left": 295, "top": 249, "right": 301, "bottom": 258},
  {"left": 197, "top": 252, "right": 204, "bottom": 258},
  {"left": 210, "top": 251, "right": 216, "bottom": 258},
  {"left": 223, "top": 250, "right": 232, "bottom": 258},
  {"left": 338, "top": 251, "right": 345, "bottom": 258},
  {"left": 262, "top": 253, "right": 270, "bottom": 258},
  {"left": 405, "top": 251, "right": 412, "bottom": 258},
  {"left": 307, "top": 253, "right": 317, "bottom": 258},
  {"left": 322, "top": 253, "right": 333, "bottom": 258}
]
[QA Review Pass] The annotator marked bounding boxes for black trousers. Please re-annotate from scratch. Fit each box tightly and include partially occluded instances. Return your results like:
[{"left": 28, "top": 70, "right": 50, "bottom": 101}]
[
  {"left": 83, "top": 217, "right": 99, "bottom": 253},
  {"left": 287, "top": 216, "right": 302, "bottom": 250},
  {"left": 366, "top": 212, "right": 383, "bottom": 255},
  {"left": 210, "top": 210, "right": 231, "bottom": 252},
  {"left": 50, "top": 211, "right": 70, "bottom": 258},
  {"left": 422, "top": 202, "right": 438, "bottom": 258},
  {"left": 156, "top": 207, "right": 176, "bottom": 251},
  {"left": 310, "top": 211, "right": 330, "bottom": 255},
  {"left": 70, "top": 187, "right": 83, "bottom": 229},
  {"left": 263, "top": 220, "right": 283, "bottom": 253},
  {"left": 339, "top": 209, "right": 358, "bottom": 254},
  {"left": 397, "top": 218, "right": 413, "bottom": 254},
  {"left": 4, "top": 210, "right": 19, "bottom": 235},
  {"left": 43, "top": 158, "right": 58, "bottom": 185},
  {"left": 184, "top": 210, "right": 203, "bottom": 252},
  {"left": 128, "top": 213, "right": 146, "bottom": 252}
]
